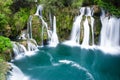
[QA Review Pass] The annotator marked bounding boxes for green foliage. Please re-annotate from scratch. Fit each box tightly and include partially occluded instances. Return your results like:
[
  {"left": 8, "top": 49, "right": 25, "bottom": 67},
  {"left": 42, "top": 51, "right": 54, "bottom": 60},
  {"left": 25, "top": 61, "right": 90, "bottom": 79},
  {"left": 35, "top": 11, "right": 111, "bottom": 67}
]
[
  {"left": 32, "top": 16, "right": 42, "bottom": 45},
  {"left": 72, "top": 0, "right": 83, "bottom": 8},
  {"left": 0, "top": 58, "right": 4, "bottom": 62},
  {"left": 0, "top": 0, "right": 119, "bottom": 42},
  {"left": 13, "top": 8, "right": 29, "bottom": 31},
  {"left": 0, "top": 0, "right": 12, "bottom": 23},
  {"left": 38, "top": 0, "right": 120, "bottom": 17},
  {"left": 39, "top": 0, "right": 83, "bottom": 14},
  {"left": 94, "top": 0, "right": 120, "bottom": 17},
  {"left": 0, "top": 0, "right": 12, "bottom": 34},
  {"left": 0, "top": 0, "right": 13, "bottom": 13},
  {"left": 0, "top": 14, "right": 8, "bottom": 31},
  {"left": 0, "top": 36, "right": 12, "bottom": 61},
  {"left": 10, "top": 0, "right": 35, "bottom": 13},
  {"left": 0, "top": 36, "right": 12, "bottom": 53}
]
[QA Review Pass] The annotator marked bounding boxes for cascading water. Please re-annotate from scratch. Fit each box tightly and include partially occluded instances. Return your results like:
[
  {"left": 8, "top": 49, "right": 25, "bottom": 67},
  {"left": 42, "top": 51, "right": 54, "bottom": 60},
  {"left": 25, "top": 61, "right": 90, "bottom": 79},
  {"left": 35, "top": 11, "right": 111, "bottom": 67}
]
[
  {"left": 49, "top": 12, "right": 53, "bottom": 30},
  {"left": 12, "top": 42, "right": 27, "bottom": 56},
  {"left": 70, "top": 7, "right": 94, "bottom": 46},
  {"left": 35, "top": 5, "right": 59, "bottom": 46},
  {"left": 12, "top": 13, "right": 38, "bottom": 58},
  {"left": 35, "top": 5, "right": 43, "bottom": 16},
  {"left": 7, "top": 63, "right": 30, "bottom": 80},
  {"left": 27, "top": 39, "right": 38, "bottom": 51},
  {"left": 49, "top": 16, "right": 59, "bottom": 46},
  {"left": 7, "top": 4, "right": 120, "bottom": 80},
  {"left": 27, "top": 15, "right": 33, "bottom": 39},
  {"left": 35, "top": 5, "right": 50, "bottom": 45},
  {"left": 82, "top": 16, "right": 90, "bottom": 45},
  {"left": 41, "top": 16, "right": 52, "bottom": 40},
  {"left": 70, "top": 7, "right": 85, "bottom": 43},
  {"left": 100, "top": 16, "right": 120, "bottom": 47}
]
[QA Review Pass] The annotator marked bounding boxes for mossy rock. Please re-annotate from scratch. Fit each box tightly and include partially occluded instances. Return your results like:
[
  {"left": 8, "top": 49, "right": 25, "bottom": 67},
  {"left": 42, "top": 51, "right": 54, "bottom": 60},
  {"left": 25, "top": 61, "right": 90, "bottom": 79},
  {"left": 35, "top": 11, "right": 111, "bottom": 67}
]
[
  {"left": 92, "top": 5, "right": 101, "bottom": 16},
  {"left": 0, "top": 61, "right": 11, "bottom": 80},
  {"left": 32, "top": 16, "right": 42, "bottom": 45}
]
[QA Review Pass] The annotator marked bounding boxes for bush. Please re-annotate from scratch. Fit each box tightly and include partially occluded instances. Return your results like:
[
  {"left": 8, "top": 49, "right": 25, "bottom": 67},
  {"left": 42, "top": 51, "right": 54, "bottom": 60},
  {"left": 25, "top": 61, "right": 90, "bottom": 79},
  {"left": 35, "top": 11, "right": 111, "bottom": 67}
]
[
  {"left": 0, "top": 14, "right": 8, "bottom": 33},
  {"left": 0, "top": 36, "right": 12, "bottom": 61},
  {"left": 94, "top": 0, "right": 120, "bottom": 17}
]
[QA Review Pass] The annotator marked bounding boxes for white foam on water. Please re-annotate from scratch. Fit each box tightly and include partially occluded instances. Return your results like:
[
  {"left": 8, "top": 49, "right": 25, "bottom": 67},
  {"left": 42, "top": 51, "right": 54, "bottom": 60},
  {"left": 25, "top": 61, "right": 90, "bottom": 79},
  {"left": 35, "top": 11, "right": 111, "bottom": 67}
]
[{"left": 8, "top": 63, "right": 30, "bottom": 80}]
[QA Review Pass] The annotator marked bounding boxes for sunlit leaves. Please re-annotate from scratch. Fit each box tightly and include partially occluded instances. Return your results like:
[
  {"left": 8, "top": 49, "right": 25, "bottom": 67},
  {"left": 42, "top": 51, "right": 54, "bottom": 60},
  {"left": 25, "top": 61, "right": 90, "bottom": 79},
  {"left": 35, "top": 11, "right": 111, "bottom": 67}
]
[{"left": 0, "top": 36, "right": 12, "bottom": 53}]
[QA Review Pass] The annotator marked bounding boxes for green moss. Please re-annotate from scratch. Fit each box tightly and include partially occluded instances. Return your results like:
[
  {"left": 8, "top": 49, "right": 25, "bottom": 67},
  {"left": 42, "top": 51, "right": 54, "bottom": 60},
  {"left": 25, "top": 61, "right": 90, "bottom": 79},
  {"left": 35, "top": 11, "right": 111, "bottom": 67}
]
[
  {"left": 0, "top": 36, "right": 12, "bottom": 80},
  {"left": 0, "top": 61, "right": 10, "bottom": 80},
  {"left": 32, "top": 16, "right": 42, "bottom": 45}
]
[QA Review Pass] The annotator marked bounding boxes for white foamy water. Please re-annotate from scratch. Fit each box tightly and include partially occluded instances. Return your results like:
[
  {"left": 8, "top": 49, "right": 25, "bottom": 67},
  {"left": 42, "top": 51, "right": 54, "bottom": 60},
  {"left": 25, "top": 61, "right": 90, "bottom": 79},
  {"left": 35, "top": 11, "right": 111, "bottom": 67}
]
[{"left": 7, "top": 63, "right": 30, "bottom": 80}]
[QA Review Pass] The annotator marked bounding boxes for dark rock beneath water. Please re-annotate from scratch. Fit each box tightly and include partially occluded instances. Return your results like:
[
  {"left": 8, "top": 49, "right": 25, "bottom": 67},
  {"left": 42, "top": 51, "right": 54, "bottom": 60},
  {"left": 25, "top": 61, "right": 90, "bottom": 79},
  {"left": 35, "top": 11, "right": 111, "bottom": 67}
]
[{"left": 43, "top": 39, "right": 50, "bottom": 45}]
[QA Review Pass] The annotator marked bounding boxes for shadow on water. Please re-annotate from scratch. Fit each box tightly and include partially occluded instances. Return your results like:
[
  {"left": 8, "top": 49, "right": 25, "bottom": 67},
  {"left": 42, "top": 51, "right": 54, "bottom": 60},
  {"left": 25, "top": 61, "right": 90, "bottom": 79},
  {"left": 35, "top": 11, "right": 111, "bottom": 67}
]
[{"left": 10, "top": 43, "right": 120, "bottom": 80}]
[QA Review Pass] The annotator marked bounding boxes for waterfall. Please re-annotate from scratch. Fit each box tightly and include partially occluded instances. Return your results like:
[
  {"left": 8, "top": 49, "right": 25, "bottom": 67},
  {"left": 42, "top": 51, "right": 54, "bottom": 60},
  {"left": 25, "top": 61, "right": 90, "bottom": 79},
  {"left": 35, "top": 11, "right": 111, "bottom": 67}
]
[
  {"left": 35, "top": 5, "right": 43, "bottom": 16},
  {"left": 35, "top": 5, "right": 59, "bottom": 46},
  {"left": 7, "top": 63, "right": 30, "bottom": 80},
  {"left": 12, "top": 40, "right": 38, "bottom": 58},
  {"left": 12, "top": 14, "right": 38, "bottom": 57},
  {"left": 70, "top": 7, "right": 94, "bottom": 46},
  {"left": 27, "top": 39, "right": 38, "bottom": 51},
  {"left": 100, "top": 16, "right": 120, "bottom": 47},
  {"left": 70, "top": 7, "right": 85, "bottom": 43},
  {"left": 82, "top": 7, "right": 94, "bottom": 46},
  {"left": 49, "top": 16, "right": 59, "bottom": 46},
  {"left": 49, "top": 12, "right": 53, "bottom": 30},
  {"left": 12, "top": 15, "right": 38, "bottom": 58},
  {"left": 12, "top": 42, "right": 27, "bottom": 56},
  {"left": 38, "top": 16, "right": 52, "bottom": 45},
  {"left": 82, "top": 17, "right": 90, "bottom": 45},
  {"left": 27, "top": 15, "right": 33, "bottom": 39},
  {"left": 39, "top": 16, "right": 59, "bottom": 46},
  {"left": 70, "top": 15, "right": 81, "bottom": 43},
  {"left": 35, "top": 5, "right": 51, "bottom": 45}
]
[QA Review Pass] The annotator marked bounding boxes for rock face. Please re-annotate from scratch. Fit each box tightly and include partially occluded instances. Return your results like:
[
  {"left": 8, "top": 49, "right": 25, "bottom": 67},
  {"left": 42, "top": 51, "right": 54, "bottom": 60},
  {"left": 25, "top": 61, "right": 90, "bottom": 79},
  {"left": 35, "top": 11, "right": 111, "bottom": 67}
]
[
  {"left": 92, "top": 5, "right": 101, "bottom": 16},
  {"left": 32, "top": 16, "right": 42, "bottom": 45},
  {"left": 92, "top": 5, "right": 102, "bottom": 44}
]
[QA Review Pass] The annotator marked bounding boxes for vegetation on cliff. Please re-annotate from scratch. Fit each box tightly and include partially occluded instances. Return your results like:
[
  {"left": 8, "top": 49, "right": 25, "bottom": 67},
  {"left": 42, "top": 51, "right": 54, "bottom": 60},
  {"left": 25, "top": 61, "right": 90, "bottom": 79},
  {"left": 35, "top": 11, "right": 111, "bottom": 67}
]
[
  {"left": 0, "top": 0, "right": 119, "bottom": 80},
  {"left": 0, "top": 0, "right": 120, "bottom": 42},
  {"left": 0, "top": 36, "right": 12, "bottom": 61},
  {"left": 0, "top": 36, "right": 12, "bottom": 80}
]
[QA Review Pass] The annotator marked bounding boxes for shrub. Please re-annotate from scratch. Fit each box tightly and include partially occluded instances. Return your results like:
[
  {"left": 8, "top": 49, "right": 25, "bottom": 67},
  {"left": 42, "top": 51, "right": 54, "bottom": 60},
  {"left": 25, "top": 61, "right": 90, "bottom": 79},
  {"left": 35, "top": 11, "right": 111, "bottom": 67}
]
[{"left": 0, "top": 36, "right": 12, "bottom": 61}]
